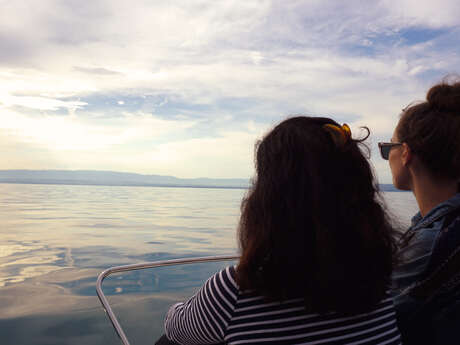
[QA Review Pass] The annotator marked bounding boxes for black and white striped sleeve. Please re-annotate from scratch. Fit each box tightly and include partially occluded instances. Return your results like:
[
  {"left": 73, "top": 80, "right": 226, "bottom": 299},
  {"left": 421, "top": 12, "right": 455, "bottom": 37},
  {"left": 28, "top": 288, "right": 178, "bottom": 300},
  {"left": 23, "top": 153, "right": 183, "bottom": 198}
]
[{"left": 164, "top": 266, "right": 239, "bottom": 344}]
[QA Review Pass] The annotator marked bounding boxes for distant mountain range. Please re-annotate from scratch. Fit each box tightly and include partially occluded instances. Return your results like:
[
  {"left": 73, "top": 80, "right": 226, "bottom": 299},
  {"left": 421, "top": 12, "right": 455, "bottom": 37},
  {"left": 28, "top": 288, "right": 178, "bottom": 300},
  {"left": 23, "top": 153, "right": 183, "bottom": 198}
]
[
  {"left": 0, "top": 170, "right": 400, "bottom": 191},
  {"left": 0, "top": 170, "right": 250, "bottom": 189}
]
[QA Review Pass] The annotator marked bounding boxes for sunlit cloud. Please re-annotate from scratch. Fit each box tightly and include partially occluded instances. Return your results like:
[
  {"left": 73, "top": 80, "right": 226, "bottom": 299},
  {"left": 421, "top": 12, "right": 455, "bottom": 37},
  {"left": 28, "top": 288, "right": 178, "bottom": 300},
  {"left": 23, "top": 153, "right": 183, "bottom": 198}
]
[
  {"left": 0, "top": 94, "right": 86, "bottom": 111},
  {"left": 0, "top": 110, "right": 197, "bottom": 151}
]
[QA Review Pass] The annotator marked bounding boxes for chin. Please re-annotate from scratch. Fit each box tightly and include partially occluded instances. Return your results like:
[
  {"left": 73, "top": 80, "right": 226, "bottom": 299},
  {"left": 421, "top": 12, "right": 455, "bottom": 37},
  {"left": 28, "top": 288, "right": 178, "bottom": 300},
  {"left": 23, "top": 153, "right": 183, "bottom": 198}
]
[{"left": 392, "top": 177, "right": 411, "bottom": 191}]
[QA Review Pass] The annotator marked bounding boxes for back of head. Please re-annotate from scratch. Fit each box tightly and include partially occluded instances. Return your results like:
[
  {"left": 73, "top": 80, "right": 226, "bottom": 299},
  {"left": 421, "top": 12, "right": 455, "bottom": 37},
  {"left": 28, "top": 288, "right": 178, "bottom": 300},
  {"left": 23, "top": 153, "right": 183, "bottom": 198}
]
[
  {"left": 237, "top": 116, "right": 396, "bottom": 313},
  {"left": 397, "top": 78, "right": 460, "bottom": 181}
]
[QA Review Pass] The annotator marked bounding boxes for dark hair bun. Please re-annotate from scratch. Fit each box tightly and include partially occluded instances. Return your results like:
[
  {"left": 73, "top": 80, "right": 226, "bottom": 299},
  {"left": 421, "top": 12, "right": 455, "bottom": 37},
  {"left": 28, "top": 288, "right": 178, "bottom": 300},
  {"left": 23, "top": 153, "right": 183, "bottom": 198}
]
[{"left": 426, "top": 82, "right": 460, "bottom": 113}]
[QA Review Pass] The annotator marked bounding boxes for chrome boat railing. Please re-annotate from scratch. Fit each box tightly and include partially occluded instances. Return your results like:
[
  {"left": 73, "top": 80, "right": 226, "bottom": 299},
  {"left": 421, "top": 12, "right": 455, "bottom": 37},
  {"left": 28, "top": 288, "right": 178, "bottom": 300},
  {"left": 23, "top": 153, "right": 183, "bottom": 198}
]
[{"left": 96, "top": 255, "right": 239, "bottom": 345}]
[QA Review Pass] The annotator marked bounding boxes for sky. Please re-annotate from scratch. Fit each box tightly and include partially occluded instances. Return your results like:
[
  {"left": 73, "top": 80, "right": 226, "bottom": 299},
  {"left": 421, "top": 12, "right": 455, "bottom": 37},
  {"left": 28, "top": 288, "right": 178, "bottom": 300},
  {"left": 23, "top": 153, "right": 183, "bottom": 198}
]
[{"left": 0, "top": 0, "right": 459, "bottom": 183}]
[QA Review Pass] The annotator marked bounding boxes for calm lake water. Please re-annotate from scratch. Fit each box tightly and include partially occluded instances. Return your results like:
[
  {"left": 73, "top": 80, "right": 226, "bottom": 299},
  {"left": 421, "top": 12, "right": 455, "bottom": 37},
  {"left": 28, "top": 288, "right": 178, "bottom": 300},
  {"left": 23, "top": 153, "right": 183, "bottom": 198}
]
[{"left": 0, "top": 183, "right": 418, "bottom": 345}]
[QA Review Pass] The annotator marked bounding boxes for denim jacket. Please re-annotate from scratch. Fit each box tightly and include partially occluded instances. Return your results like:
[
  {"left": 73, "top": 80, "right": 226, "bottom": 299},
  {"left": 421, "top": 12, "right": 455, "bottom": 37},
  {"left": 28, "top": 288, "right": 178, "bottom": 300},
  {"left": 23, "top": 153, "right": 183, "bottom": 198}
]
[
  {"left": 392, "top": 193, "right": 460, "bottom": 344},
  {"left": 392, "top": 193, "right": 460, "bottom": 295}
]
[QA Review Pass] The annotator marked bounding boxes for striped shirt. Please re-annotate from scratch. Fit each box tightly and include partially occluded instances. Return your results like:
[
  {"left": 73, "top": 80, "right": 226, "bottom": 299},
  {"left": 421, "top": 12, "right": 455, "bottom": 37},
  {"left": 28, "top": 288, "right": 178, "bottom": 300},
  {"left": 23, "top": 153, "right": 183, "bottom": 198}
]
[{"left": 165, "top": 266, "right": 401, "bottom": 345}]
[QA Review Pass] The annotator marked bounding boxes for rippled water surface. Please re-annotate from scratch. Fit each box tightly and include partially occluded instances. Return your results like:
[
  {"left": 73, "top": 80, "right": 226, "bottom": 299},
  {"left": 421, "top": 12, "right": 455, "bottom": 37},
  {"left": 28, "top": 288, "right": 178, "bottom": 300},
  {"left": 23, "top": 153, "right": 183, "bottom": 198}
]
[{"left": 0, "top": 183, "right": 417, "bottom": 344}]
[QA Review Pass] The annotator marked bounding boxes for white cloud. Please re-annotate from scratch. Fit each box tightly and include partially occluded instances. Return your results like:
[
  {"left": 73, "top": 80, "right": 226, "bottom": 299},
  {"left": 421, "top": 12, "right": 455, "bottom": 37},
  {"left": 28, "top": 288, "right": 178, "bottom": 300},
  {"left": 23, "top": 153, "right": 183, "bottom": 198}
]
[
  {"left": 0, "top": 110, "right": 196, "bottom": 151},
  {"left": 380, "top": 0, "right": 460, "bottom": 27},
  {"left": 0, "top": 94, "right": 86, "bottom": 111},
  {"left": 144, "top": 125, "right": 266, "bottom": 178}
]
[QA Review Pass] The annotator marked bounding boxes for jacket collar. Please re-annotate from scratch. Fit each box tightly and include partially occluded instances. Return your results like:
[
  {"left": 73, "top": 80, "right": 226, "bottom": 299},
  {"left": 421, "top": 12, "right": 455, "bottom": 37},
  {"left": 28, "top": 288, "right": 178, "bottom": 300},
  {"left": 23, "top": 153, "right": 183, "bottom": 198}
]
[{"left": 410, "top": 193, "right": 460, "bottom": 231}]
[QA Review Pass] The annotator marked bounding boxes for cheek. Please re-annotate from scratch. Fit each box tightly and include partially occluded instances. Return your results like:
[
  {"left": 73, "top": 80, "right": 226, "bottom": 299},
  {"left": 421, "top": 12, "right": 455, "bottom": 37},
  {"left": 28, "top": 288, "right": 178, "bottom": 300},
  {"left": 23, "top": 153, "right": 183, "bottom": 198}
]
[
  {"left": 389, "top": 161, "right": 398, "bottom": 181},
  {"left": 388, "top": 154, "right": 396, "bottom": 171},
  {"left": 390, "top": 161, "right": 411, "bottom": 190},
  {"left": 390, "top": 166, "right": 403, "bottom": 189},
  {"left": 388, "top": 154, "right": 403, "bottom": 187}
]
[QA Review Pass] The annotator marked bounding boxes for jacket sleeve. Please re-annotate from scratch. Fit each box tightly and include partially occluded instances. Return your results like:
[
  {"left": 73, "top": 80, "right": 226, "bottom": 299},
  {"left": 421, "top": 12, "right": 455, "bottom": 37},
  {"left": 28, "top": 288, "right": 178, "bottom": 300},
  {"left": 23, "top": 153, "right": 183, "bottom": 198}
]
[{"left": 164, "top": 267, "right": 238, "bottom": 344}]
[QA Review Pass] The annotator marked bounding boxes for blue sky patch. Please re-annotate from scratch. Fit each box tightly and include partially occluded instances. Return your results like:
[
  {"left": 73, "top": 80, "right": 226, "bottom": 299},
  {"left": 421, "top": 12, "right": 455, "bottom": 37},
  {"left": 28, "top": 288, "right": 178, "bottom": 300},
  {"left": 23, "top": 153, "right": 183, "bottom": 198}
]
[{"left": 399, "top": 27, "right": 448, "bottom": 45}]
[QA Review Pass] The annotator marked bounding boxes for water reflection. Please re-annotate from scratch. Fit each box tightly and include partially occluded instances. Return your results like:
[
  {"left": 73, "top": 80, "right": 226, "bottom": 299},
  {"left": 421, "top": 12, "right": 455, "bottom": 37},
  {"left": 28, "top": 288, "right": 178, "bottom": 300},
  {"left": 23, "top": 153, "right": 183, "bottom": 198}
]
[{"left": 0, "top": 183, "right": 243, "bottom": 344}]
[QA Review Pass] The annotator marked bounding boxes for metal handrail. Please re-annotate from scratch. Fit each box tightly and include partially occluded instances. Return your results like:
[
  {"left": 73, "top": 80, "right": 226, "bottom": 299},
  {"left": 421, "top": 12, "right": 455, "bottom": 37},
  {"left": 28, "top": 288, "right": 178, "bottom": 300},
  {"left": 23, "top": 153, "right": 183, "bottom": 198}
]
[{"left": 96, "top": 255, "right": 239, "bottom": 345}]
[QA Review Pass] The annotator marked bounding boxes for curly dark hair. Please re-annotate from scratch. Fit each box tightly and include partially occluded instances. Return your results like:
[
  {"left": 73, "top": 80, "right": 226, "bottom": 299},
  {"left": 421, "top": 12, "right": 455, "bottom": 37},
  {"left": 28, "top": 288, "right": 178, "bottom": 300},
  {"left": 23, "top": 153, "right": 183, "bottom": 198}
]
[
  {"left": 236, "top": 116, "right": 397, "bottom": 314},
  {"left": 397, "top": 78, "right": 460, "bottom": 181}
]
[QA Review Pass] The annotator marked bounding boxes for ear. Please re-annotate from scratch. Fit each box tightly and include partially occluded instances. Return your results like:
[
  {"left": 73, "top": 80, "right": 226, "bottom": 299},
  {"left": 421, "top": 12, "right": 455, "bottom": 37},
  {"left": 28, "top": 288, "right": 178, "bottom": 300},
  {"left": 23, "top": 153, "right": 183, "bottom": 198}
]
[{"left": 401, "top": 143, "right": 412, "bottom": 166}]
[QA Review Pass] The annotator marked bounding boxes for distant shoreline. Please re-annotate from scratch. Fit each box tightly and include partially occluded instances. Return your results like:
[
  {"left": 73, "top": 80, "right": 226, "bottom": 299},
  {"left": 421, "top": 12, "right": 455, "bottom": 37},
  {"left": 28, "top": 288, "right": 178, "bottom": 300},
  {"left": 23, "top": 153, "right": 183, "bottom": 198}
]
[
  {"left": 0, "top": 180, "right": 247, "bottom": 190},
  {"left": 0, "top": 169, "right": 250, "bottom": 190}
]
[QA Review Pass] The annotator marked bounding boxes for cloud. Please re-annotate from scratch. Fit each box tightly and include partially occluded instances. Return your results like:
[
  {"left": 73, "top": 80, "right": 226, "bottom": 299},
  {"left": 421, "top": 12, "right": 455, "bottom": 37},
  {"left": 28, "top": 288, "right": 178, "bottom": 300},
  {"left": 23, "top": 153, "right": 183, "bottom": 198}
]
[
  {"left": 0, "top": 110, "right": 197, "bottom": 151},
  {"left": 0, "top": 94, "right": 86, "bottom": 111},
  {"left": 137, "top": 124, "right": 266, "bottom": 178},
  {"left": 380, "top": 0, "right": 460, "bottom": 28},
  {"left": 0, "top": 0, "right": 459, "bottom": 181}
]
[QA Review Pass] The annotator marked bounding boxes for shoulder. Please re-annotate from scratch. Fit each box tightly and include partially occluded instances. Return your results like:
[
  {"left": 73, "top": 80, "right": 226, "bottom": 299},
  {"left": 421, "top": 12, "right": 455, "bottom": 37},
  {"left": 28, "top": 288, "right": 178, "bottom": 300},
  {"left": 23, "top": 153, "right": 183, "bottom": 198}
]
[
  {"left": 206, "top": 265, "right": 240, "bottom": 297},
  {"left": 223, "top": 265, "right": 238, "bottom": 287},
  {"left": 217, "top": 265, "right": 237, "bottom": 284},
  {"left": 402, "top": 211, "right": 460, "bottom": 295},
  {"left": 399, "top": 208, "right": 460, "bottom": 253}
]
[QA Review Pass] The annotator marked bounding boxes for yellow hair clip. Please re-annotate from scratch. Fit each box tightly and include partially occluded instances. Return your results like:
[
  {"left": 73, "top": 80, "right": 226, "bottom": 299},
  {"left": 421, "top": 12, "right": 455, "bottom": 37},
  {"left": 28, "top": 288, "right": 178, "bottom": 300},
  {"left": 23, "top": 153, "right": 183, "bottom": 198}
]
[{"left": 323, "top": 123, "right": 351, "bottom": 147}]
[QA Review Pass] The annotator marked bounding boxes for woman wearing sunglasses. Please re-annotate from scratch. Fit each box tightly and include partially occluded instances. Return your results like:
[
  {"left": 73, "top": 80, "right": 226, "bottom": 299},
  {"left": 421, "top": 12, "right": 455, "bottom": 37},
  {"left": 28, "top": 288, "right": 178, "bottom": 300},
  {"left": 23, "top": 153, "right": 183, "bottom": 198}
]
[
  {"left": 157, "top": 116, "right": 402, "bottom": 345},
  {"left": 378, "top": 79, "right": 460, "bottom": 344}
]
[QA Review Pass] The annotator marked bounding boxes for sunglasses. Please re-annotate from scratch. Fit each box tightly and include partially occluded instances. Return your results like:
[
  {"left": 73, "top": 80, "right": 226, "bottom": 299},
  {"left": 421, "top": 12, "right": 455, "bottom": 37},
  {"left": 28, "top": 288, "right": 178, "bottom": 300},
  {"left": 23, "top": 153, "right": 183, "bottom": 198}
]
[{"left": 378, "top": 142, "right": 402, "bottom": 160}]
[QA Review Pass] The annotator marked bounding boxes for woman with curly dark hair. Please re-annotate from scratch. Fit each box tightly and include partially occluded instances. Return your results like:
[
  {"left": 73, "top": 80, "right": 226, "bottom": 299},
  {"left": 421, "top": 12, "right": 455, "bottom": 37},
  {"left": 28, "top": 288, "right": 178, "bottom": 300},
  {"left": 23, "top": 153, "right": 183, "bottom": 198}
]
[
  {"left": 160, "top": 116, "right": 401, "bottom": 345},
  {"left": 379, "top": 79, "right": 460, "bottom": 344}
]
